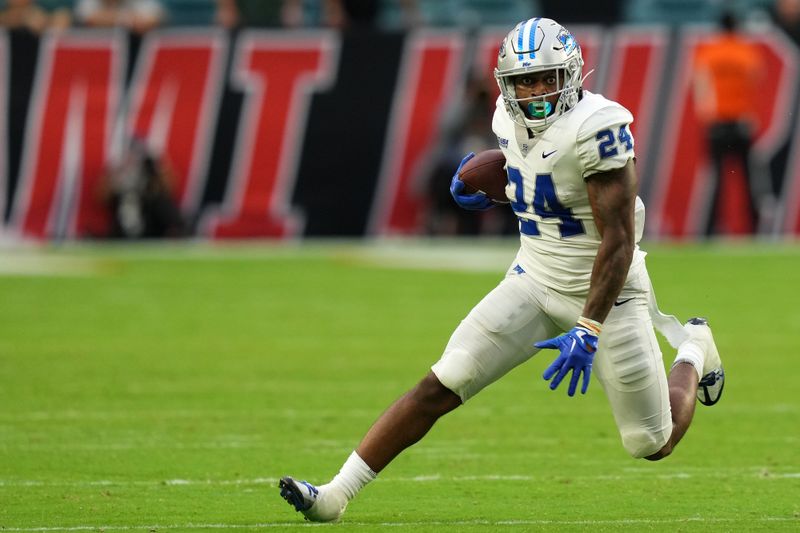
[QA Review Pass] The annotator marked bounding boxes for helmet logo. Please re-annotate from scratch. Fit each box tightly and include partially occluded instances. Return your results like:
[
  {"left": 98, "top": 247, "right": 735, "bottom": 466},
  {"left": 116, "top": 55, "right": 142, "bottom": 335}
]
[
  {"left": 516, "top": 17, "right": 541, "bottom": 60},
  {"left": 557, "top": 28, "right": 578, "bottom": 55}
]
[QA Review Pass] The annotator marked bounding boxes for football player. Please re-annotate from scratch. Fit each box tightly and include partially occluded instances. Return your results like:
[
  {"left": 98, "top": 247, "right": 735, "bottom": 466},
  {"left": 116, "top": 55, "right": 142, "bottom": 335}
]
[{"left": 279, "top": 17, "right": 724, "bottom": 522}]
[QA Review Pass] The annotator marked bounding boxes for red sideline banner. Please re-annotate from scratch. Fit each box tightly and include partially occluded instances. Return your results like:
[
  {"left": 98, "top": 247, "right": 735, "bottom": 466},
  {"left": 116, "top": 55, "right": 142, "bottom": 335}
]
[{"left": 1, "top": 26, "right": 798, "bottom": 240}]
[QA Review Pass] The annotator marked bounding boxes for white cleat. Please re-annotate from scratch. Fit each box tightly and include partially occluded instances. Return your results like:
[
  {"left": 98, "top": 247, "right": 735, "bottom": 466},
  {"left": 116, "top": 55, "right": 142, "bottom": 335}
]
[
  {"left": 278, "top": 477, "right": 347, "bottom": 522},
  {"left": 683, "top": 317, "right": 724, "bottom": 406}
]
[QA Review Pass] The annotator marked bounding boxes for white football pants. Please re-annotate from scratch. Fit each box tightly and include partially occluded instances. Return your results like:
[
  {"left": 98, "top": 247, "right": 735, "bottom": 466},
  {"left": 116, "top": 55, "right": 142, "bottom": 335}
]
[{"left": 431, "top": 261, "right": 672, "bottom": 458}]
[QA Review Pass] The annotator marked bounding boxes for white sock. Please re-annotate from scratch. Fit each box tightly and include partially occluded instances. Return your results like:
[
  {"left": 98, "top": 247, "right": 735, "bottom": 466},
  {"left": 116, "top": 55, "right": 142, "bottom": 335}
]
[
  {"left": 672, "top": 341, "right": 704, "bottom": 381},
  {"left": 326, "top": 451, "right": 377, "bottom": 501}
]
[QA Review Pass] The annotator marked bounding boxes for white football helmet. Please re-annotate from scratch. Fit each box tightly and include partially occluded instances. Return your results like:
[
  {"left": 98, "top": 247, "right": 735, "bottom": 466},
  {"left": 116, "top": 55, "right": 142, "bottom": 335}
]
[{"left": 494, "top": 17, "right": 584, "bottom": 133}]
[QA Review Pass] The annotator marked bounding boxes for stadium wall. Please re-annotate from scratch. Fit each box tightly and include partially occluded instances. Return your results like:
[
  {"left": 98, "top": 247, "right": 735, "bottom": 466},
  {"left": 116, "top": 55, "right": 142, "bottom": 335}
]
[{"left": 1, "top": 25, "right": 799, "bottom": 240}]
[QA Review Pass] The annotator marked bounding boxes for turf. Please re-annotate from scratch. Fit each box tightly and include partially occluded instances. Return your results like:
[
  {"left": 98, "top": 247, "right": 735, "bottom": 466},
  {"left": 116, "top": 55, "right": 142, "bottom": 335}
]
[{"left": 0, "top": 240, "right": 798, "bottom": 531}]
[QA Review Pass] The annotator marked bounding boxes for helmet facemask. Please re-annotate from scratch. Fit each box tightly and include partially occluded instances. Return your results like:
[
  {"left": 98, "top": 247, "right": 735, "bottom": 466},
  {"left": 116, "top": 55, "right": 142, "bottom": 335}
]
[{"left": 494, "top": 19, "right": 584, "bottom": 134}]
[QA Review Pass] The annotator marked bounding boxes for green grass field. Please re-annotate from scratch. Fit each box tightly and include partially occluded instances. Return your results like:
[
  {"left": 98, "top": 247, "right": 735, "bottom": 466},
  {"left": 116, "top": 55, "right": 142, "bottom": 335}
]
[{"left": 1, "top": 240, "right": 798, "bottom": 531}]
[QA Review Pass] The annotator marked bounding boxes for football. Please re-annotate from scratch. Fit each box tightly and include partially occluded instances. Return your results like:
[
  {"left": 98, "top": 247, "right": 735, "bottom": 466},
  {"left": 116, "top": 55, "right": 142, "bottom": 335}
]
[{"left": 458, "top": 149, "right": 509, "bottom": 203}]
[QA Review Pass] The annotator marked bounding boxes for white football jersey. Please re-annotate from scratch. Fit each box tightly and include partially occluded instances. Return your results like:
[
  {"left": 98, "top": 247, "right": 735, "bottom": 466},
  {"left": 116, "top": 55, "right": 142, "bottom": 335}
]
[{"left": 492, "top": 90, "right": 646, "bottom": 295}]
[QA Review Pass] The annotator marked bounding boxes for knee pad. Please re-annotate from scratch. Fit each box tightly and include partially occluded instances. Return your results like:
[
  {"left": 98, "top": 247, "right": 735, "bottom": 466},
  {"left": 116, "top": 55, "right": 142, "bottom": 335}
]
[
  {"left": 431, "top": 347, "right": 478, "bottom": 402},
  {"left": 621, "top": 426, "right": 670, "bottom": 458}
]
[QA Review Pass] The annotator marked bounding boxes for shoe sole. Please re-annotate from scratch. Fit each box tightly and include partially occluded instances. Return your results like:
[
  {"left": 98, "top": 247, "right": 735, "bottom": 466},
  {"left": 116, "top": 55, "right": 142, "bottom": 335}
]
[
  {"left": 698, "top": 369, "right": 724, "bottom": 406},
  {"left": 279, "top": 477, "right": 311, "bottom": 512}
]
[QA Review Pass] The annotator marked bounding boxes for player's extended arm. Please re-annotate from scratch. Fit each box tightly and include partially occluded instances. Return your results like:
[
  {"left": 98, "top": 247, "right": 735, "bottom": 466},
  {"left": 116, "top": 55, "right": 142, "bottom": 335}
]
[{"left": 535, "top": 159, "right": 637, "bottom": 396}]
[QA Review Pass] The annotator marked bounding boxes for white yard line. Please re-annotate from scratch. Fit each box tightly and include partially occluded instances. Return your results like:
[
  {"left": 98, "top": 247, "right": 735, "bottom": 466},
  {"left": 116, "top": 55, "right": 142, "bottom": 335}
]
[
  {"left": 0, "top": 239, "right": 521, "bottom": 275},
  {"left": 343, "top": 243, "right": 516, "bottom": 272},
  {"left": 1, "top": 516, "right": 797, "bottom": 531},
  {"left": 0, "top": 254, "right": 111, "bottom": 277},
  {"left": 2, "top": 470, "right": 800, "bottom": 488},
  {"left": 0, "top": 408, "right": 383, "bottom": 422}
]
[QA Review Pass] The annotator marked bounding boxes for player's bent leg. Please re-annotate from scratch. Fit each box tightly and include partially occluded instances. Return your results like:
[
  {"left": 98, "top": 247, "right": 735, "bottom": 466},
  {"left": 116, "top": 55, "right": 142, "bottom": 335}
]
[
  {"left": 279, "top": 267, "right": 556, "bottom": 522},
  {"left": 644, "top": 362, "right": 697, "bottom": 461},
  {"left": 356, "top": 371, "right": 462, "bottom": 473},
  {"left": 279, "top": 372, "right": 459, "bottom": 522},
  {"left": 592, "top": 298, "right": 673, "bottom": 459},
  {"left": 622, "top": 429, "right": 670, "bottom": 459},
  {"left": 432, "top": 270, "right": 559, "bottom": 401},
  {"left": 645, "top": 318, "right": 726, "bottom": 461}
]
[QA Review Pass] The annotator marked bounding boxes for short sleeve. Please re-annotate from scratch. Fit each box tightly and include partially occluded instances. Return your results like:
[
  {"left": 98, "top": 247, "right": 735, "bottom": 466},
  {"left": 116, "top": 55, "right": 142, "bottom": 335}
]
[{"left": 576, "top": 104, "right": 635, "bottom": 178}]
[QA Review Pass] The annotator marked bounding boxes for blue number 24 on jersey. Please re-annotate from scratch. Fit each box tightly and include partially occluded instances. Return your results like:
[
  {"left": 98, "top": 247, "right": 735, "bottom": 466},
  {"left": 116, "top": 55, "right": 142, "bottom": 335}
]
[{"left": 507, "top": 167, "right": 585, "bottom": 238}]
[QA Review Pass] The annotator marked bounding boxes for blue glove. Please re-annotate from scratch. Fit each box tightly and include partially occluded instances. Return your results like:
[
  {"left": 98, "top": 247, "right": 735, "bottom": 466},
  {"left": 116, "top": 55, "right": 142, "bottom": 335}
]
[
  {"left": 449, "top": 152, "right": 494, "bottom": 211},
  {"left": 535, "top": 325, "right": 599, "bottom": 396}
]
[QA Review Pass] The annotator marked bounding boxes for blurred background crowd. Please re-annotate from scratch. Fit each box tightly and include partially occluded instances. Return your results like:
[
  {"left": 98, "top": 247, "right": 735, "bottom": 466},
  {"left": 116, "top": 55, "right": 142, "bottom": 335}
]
[
  {"left": 0, "top": 0, "right": 797, "bottom": 32},
  {"left": 2, "top": 0, "right": 799, "bottom": 240}
]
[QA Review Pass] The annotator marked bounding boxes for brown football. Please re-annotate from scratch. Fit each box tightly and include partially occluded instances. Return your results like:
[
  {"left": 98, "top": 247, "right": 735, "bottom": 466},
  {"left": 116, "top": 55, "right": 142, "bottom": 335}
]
[{"left": 458, "top": 149, "right": 508, "bottom": 203}]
